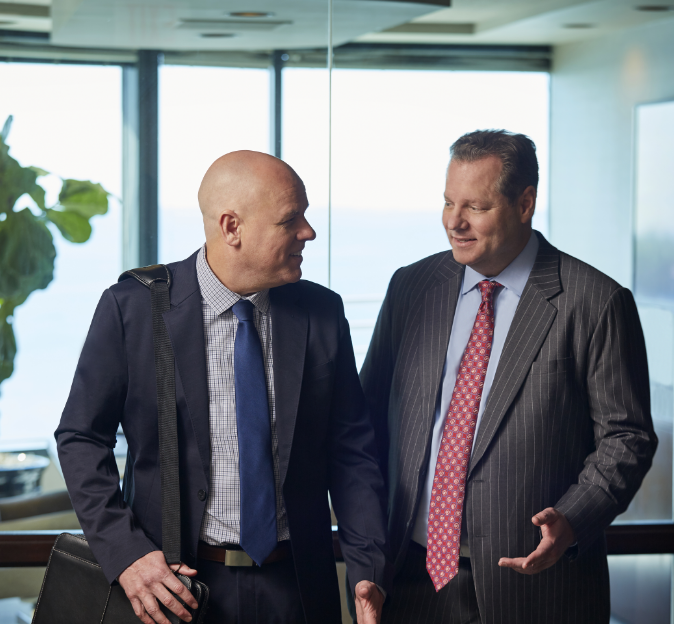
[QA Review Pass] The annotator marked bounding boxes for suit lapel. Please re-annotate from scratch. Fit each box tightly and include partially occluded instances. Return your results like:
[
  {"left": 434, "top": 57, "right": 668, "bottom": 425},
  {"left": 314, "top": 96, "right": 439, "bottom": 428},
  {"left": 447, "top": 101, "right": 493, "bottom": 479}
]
[
  {"left": 468, "top": 235, "right": 563, "bottom": 477},
  {"left": 414, "top": 254, "right": 465, "bottom": 470},
  {"left": 161, "top": 252, "right": 211, "bottom": 479},
  {"left": 270, "top": 283, "right": 308, "bottom": 487}
]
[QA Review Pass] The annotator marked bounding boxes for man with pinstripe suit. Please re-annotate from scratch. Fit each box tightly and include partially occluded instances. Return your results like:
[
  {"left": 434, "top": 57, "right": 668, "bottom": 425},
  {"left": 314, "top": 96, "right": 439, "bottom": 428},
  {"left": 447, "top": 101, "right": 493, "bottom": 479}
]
[{"left": 361, "top": 130, "right": 657, "bottom": 623}]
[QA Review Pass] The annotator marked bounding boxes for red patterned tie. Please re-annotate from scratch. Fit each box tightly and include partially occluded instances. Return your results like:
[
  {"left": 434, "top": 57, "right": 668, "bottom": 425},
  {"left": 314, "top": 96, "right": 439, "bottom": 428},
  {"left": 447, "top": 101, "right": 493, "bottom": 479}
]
[{"left": 426, "top": 280, "right": 501, "bottom": 592}]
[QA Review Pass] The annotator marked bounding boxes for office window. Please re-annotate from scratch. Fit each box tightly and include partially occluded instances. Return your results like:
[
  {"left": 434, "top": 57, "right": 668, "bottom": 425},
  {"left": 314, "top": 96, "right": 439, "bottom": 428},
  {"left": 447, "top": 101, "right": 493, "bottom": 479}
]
[
  {"left": 0, "top": 63, "right": 122, "bottom": 443},
  {"left": 621, "top": 99, "right": 674, "bottom": 523},
  {"left": 158, "top": 65, "right": 270, "bottom": 264},
  {"left": 329, "top": 69, "right": 550, "bottom": 366},
  {"left": 282, "top": 67, "right": 331, "bottom": 287}
]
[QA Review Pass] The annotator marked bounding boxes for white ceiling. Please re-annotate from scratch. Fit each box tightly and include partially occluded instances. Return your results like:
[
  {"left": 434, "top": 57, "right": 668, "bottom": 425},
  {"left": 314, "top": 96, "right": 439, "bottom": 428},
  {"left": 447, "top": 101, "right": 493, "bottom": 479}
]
[
  {"left": 1, "top": 0, "right": 673, "bottom": 49},
  {"left": 358, "top": 0, "right": 674, "bottom": 45},
  {"left": 51, "top": 0, "right": 442, "bottom": 50}
]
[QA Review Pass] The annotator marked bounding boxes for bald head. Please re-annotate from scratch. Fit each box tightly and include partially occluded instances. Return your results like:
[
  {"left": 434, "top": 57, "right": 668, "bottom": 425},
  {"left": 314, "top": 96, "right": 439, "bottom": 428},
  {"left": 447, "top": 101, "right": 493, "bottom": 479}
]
[
  {"left": 198, "top": 150, "right": 304, "bottom": 239},
  {"left": 197, "top": 150, "right": 315, "bottom": 295}
]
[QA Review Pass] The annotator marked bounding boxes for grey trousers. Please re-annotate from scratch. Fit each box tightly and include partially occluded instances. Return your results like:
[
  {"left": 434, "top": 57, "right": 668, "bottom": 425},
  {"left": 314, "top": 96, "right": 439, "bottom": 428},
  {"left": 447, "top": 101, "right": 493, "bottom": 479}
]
[{"left": 382, "top": 542, "right": 481, "bottom": 624}]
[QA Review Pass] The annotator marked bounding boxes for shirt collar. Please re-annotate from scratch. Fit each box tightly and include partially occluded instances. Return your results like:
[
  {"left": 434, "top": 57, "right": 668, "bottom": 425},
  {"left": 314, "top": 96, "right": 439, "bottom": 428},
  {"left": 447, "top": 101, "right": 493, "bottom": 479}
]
[
  {"left": 196, "top": 245, "right": 270, "bottom": 315},
  {"left": 462, "top": 231, "right": 539, "bottom": 298}
]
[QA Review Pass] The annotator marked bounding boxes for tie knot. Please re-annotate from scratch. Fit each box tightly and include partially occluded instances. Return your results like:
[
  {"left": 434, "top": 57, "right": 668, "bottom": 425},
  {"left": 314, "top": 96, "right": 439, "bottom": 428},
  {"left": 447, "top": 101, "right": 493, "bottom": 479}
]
[
  {"left": 232, "top": 299, "right": 255, "bottom": 323},
  {"left": 478, "top": 280, "right": 501, "bottom": 303}
]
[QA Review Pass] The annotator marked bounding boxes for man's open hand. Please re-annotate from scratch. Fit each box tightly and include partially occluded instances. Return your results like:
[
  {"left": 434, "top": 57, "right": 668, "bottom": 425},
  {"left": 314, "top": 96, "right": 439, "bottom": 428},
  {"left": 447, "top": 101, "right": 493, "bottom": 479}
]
[
  {"left": 118, "top": 551, "right": 198, "bottom": 623},
  {"left": 498, "top": 508, "right": 575, "bottom": 575},
  {"left": 354, "top": 580, "right": 384, "bottom": 624}
]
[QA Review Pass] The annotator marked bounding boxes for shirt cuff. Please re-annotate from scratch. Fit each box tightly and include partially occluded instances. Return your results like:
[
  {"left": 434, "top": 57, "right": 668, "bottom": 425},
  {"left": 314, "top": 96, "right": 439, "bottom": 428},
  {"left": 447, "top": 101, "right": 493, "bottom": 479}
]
[{"left": 565, "top": 542, "right": 579, "bottom": 561}]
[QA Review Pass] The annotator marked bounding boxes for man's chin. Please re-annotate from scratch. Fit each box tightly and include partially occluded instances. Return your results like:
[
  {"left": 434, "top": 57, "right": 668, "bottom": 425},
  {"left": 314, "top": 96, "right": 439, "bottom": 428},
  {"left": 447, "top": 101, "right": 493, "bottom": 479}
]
[
  {"left": 450, "top": 248, "right": 474, "bottom": 266},
  {"left": 278, "top": 269, "right": 302, "bottom": 286}
]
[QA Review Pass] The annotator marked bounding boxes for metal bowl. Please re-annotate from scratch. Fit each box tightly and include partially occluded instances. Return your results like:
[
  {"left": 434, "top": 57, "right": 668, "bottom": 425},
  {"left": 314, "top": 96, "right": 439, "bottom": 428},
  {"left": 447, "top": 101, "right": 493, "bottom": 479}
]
[{"left": 0, "top": 453, "right": 50, "bottom": 498}]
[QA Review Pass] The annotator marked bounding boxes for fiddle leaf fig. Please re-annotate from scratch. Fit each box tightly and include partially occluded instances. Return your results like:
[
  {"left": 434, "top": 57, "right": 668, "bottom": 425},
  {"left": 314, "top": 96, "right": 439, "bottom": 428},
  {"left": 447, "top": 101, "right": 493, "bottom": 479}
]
[
  {"left": 0, "top": 139, "right": 41, "bottom": 216},
  {"left": 0, "top": 298, "right": 22, "bottom": 385},
  {"left": 0, "top": 207, "right": 55, "bottom": 301},
  {"left": 29, "top": 184, "right": 46, "bottom": 210},
  {"left": 0, "top": 116, "right": 111, "bottom": 392},
  {"left": 58, "top": 179, "right": 109, "bottom": 219},
  {"left": 46, "top": 208, "right": 92, "bottom": 243},
  {"left": 0, "top": 315, "right": 17, "bottom": 385}
]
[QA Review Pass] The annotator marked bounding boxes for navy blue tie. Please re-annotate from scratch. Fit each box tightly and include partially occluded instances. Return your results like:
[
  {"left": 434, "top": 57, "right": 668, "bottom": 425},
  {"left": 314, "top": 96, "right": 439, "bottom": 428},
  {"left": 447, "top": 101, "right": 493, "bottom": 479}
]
[{"left": 232, "top": 299, "right": 277, "bottom": 566}]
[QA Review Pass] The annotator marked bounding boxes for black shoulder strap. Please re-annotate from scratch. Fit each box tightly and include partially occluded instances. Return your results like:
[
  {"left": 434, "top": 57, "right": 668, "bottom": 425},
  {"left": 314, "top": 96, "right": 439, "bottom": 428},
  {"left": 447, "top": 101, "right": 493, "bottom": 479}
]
[
  {"left": 118, "top": 265, "right": 181, "bottom": 565},
  {"left": 119, "top": 264, "right": 172, "bottom": 289}
]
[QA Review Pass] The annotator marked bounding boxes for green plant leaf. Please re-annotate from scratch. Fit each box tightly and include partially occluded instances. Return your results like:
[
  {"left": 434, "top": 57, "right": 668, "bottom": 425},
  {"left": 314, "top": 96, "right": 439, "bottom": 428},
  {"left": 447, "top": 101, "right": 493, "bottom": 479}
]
[
  {"left": 29, "top": 185, "right": 46, "bottom": 210},
  {"left": 0, "top": 208, "right": 55, "bottom": 301},
  {"left": 0, "top": 317, "right": 16, "bottom": 386},
  {"left": 0, "top": 136, "right": 42, "bottom": 215},
  {"left": 46, "top": 208, "right": 92, "bottom": 243},
  {"left": 58, "top": 179, "right": 109, "bottom": 219},
  {"left": 0, "top": 299, "right": 20, "bottom": 387},
  {"left": 29, "top": 166, "right": 49, "bottom": 177}
]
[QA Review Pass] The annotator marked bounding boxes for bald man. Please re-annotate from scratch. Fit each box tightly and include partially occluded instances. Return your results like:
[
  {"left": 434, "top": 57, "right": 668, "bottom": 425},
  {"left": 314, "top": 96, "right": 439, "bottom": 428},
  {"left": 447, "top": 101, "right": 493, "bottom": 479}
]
[{"left": 56, "top": 152, "right": 390, "bottom": 624}]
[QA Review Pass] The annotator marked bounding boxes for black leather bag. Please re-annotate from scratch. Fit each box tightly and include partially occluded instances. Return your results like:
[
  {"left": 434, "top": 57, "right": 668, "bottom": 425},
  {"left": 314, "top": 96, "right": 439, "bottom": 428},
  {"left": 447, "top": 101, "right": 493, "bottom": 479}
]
[{"left": 32, "top": 265, "right": 209, "bottom": 624}]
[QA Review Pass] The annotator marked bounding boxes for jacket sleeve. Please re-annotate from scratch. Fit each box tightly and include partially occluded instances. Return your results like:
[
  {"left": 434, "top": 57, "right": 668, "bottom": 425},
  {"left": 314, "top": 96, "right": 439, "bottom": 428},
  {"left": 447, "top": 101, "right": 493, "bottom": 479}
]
[
  {"left": 358, "top": 270, "right": 401, "bottom": 488},
  {"left": 327, "top": 298, "right": 392, "bottom": 597},
  {"left": 55, "top": 288, "right": 157, "bottom": 584},
  {"left": 555, "top": 287, "right": 658, "bottom": 552}
]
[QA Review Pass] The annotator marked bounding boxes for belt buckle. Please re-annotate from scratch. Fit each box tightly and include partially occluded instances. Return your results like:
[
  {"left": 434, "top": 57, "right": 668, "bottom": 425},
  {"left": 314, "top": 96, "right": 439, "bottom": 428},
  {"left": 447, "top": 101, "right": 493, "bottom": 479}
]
[{"left": 224, "top": 550, "right": 255, "bottom": 567}]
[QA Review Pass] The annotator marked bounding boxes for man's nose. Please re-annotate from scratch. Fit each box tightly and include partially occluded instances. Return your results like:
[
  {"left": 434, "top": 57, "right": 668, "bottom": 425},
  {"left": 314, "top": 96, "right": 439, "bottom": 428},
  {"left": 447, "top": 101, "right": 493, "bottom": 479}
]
[
  {"left": 443, "top": 206, "right": 464, "bottom": 231},
  {"left": 299, "top": 218, "right": 317, "bottom": 241}
]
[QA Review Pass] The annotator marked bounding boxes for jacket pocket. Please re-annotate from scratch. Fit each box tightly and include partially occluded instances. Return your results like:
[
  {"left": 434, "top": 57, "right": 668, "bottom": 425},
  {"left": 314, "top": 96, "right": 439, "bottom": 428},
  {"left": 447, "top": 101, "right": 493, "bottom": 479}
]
[
  {"left": 303, "top": 360, "right": 335, "bottom": 382},
  {"left": 530, "top": 357, "right": 573, "bottom": 376}
]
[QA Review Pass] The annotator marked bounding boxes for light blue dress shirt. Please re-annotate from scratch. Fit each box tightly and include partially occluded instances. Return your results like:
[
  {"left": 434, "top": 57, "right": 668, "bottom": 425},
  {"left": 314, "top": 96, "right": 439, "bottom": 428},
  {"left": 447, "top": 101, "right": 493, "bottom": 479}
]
[{"left": 411, "top": 232, "right": 539, "bottom": 548}]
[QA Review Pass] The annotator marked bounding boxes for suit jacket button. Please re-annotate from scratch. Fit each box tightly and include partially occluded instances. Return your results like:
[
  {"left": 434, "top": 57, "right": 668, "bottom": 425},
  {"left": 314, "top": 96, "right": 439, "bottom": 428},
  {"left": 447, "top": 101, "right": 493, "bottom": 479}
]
[{"left": 198, "top": 489, "right": 207, "bottom": 501}]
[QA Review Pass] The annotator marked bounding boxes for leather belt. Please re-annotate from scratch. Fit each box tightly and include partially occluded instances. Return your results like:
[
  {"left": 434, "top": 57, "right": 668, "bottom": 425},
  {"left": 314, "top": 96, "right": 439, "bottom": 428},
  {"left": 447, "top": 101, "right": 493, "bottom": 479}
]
[{"left": 197, "top": 540, "right": 291, "bottom": 567}]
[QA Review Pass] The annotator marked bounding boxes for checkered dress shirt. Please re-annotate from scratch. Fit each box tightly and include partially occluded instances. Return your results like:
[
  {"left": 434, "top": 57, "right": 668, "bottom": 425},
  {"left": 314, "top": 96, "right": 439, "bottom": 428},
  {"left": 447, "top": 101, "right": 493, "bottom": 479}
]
[{"left": 196, "top": 246, "right": 289, "bottom": 545}]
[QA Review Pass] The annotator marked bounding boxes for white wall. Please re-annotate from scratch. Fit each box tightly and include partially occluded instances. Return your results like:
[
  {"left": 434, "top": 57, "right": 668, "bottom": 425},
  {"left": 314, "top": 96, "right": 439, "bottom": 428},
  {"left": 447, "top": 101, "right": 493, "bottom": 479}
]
[{"left": 549, "top": 16, "right": 674, "bottom": 287}]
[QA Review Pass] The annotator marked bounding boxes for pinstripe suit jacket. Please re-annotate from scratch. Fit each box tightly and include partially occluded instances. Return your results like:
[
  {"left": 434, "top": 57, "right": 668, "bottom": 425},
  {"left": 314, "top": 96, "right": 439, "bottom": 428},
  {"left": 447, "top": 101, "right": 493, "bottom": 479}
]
[{"left": 361, "top": 232, "right": 657, "bottom": 623}]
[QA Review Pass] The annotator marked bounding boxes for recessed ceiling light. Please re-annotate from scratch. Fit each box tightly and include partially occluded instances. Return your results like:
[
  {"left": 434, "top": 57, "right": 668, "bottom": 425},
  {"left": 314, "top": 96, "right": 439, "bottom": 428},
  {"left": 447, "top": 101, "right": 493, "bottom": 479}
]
[
  {"left": 200, "top": 33, "right": 236, "bottom": 38},
  {"left": 228, "top": 11, "right": 274, "bottom": 18},
  {"left": 635, "top": 4, "right": 674, "bottom": 10},
  {"left": 563, "top": 23, "right": 596, "bottom": 28}
]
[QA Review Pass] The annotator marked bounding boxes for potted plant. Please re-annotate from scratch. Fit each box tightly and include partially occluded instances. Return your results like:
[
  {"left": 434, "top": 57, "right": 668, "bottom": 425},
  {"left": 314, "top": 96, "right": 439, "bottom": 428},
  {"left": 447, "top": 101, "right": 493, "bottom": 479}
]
[{"left": 0, "top": 115, "right": 111, "bottom": 498}]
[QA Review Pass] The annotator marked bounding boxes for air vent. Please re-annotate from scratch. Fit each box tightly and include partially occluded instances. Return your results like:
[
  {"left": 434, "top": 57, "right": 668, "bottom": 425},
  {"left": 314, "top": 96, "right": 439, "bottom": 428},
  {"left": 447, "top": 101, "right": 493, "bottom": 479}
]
[
  {"left": 176, "top": 19, "right": 291, "bottom": 32},
  {"left": 228, "top": 12, "right": 275, "bottom": 18},
  {"left": 0, "top": 3, "right": 50, "bottom": 18},
  {"left": 383, "top": 23, "right": 475, "bottom": 35}
]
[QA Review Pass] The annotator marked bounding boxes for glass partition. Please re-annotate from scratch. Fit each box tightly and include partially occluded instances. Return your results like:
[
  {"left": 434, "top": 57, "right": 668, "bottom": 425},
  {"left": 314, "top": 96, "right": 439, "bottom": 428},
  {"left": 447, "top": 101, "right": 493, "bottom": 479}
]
[
  {"left": 158, "top": 65, "right": 271, "bottom": 264},
  {"left": 329, "top": 63, "right": 550, "bottom": 366},
  {"left": 609, "top": 555, "right": 673, "bottom": 624},
  {"left": 618, "top": 100, "right": 674, "bottom": 524},
  {"left": 0, "top": 63, "right": 122, "bottom": 449}
]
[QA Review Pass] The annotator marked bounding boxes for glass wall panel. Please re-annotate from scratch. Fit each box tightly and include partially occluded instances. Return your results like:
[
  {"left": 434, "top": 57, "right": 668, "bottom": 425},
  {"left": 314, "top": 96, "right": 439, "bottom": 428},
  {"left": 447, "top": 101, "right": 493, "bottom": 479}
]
[
  {"left": 0, "top": 63, "right": 122, "bottom": 446},
  {"left": 329, "top": 67, "right": 550, "bottom": 366},
  {"left": 158, "top": 65, "right": 270, "bottom": 264},
  {"left": 618, "top": 100, "right": 674, "bottom": 523},
  {"left": 283, "top": 67, "right": 330, "bottom": 288},
  {"left": 0, "top": 568, "right": 46, "bottom": 624},
  {"left": 609, "top": 555, "right": 673, "bottom": 624}
]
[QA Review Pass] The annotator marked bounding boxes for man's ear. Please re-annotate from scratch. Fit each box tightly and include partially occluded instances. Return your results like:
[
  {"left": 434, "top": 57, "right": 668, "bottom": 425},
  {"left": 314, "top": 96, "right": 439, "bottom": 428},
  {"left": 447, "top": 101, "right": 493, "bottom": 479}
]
[
  {"left": 519, "top": 186, "right": 537, "bottom": 224},
  {"left": 220, "top": 211, "right": 241, "bottom": 247}
]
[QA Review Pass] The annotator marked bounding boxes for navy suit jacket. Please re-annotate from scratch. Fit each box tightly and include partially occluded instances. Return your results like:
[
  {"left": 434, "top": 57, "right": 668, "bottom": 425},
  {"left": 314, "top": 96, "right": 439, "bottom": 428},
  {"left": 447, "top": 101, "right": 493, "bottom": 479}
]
[{"left": 56, "top": 251, "right": 390, "bottom": 623}]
